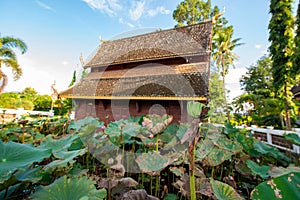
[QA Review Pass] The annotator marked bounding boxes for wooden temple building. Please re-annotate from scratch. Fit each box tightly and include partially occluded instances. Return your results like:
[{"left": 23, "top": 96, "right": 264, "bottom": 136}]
[{"left": 59, "top": 20, "right": 213, "bottom": 123}]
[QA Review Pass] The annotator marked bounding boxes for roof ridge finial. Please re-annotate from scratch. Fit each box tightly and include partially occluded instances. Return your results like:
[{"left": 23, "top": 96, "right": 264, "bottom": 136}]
[
  {"left": 212, "top": 7, "right": 225, "bottom": 25},
  {"left": 99, "top": 35, "right": 106, "bottom": 44}
]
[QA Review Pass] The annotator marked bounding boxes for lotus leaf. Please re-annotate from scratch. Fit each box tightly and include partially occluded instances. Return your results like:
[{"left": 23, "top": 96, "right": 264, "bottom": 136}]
[
  {"left": 253, "top": 141, "right": 290, "bottom": 162},
  {"left": 284, "top": 133, "right": 300, "bottom": 146},
  {"left": 136, "top": 151, "right": 170, "bottom": 174},
  {"left": 37, "top": 134, "right": 79, "bottom": 157},
  {"left": 163, "top": 193, "right": 177, "bottom": 200},
  {"left": 246, "top": 160, "right": 270, "bottom": 179},
  {"left": 196, "top": 134, "right": 242, "bottom": 167},
  {"left": 31, "top": 175, "right": 106, "bottom": 200},
  {"left": 210, "top": 179, "right": 244, "bottom": 200},
  {"left": 268, "top": 165, "right": 300, "bottom": 178},
  {"left": 143, "top": 114, "right": 173, "bottom": 135},
  {"left": 44, "top": 149, "right": 87, "bottom": 171},
  {"left": 0, "top": 141, "right": 51, "bottom": 184},
  {"left": 170, "top": 166, "right": 185, "bottom": 177},
  {"left": 187, "top": 101, "right": 204, "bottom": 118},
  {"left": 251, "top": 172, "right": 300, "bottom": 199},
  {"left": 14, "top": 166, "right": 43, "bottom": 183},
  {"left": 68, "top": 116, "right": 103, "bottom": 133},
  {"left": 0, "top": 183, "right": 21, "bottom": 200}
]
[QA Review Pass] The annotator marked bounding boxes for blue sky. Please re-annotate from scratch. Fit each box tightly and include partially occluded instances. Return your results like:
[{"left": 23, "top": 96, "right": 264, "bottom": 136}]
[{"left": 1, "top": 0, "right": 296, "bottom": 100}]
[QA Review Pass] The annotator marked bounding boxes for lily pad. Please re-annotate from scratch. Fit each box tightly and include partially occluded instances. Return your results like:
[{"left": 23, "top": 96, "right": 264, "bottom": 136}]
[
  {"left": 31, "top": 175, "right": 107, "bottom": 200},
  {"left": 210, "top": 179, "right": 244, "bottom": 200},
  {"left": 284, "top": 133, "right": 300, "bottom": 146},
  {"left": 136, "top": 151, "right": 170, "bottom": 174},
  {"left": 0, "top": 141, "right": 51, "bottom": 183},
  {"left": 246, "top": 160, "right": 270, "bottom": 179},
  {"left": 251, "top": 172, "right": 300, "bottom": 199}
]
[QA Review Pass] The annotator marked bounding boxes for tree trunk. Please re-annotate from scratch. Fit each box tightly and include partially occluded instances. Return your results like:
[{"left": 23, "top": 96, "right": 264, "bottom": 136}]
[
  {"left": 0, "top": 72, "right": 8, "bottom": 93},
  {"left": 284, "top": 84, "right": 292, "bottom": 130},
  {"left": 222, "top": 69, "right": 230, "bottom": 122}
]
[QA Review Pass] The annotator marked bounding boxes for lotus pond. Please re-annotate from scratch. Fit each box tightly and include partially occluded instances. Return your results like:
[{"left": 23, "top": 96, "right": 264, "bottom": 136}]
[{"left": 0, "top": 111, "right": 300, "bottom": 199}]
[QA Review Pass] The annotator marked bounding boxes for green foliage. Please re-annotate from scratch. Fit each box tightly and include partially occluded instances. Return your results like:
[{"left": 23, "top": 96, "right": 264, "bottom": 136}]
[
  {"left": 268, "top": 0, "right": 295, "bottom": 130},
  {"left": 187, "top": 101, "right": 204, "bottom": 118},
  {"left": 1, "top": 115, "right": 299, "bottom": 199},
  {"left": 210, "top": 179, "right": 244, "bottom": 200},
  {"left": 0, "top": 35, "right": 27, "bottom": 92},
  {"left": 293, "top": 3, "right": 300, "bottom": 80},
  {"left": 246, "top": 160, "right": 270, "bottom": 179},
  {"left": 31, "top": 175, "right": 107, "bottom": 200},
  {"left": 33, "top": 94, "right": 52, "bottom": 111},
  {"left": 173, "top": 0, "right": 214, "bottom": 27},
  {"left": 268, "top": 0, "right": 294, "bottom": 91},
  {"left": 284, "top": 133, "right": 300, "bottom": 146},
  {"left": 209, "top": 72, "right": 226, "bottom": 123},
  {"left": 0, "top": 141, "right": 51, "bottom": 183},
  {"left": 251, "top": 172, "right": 300, "bottom": 199},
  {"left": 240, "top": 56, "right": 273, "bottom": 97}
]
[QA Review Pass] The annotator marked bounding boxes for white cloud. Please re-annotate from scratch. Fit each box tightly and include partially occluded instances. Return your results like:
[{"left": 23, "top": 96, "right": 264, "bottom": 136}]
[
  {"left": 255, "top": 44, "right": 262, "bottom": 49},
  {"left": 118, "top": 18, "right": 135, "bottom": 28},
  {"left": 82, "top": 0, "right": 121, "bottom": 17},
  {"left": 225, "top": 67, "right": 247, "bottom": 101},
  {"left": 148, "top": 6, "right": 170, "bottom": 17},
  {"left": 35, "top": 0, "right": 55, "bottom": 12},
  {"left": 129, "top": 1, "right": 146, "bottom": 21},
  {"left": 62, "top": 61, "right": 69, "bottom": 65}
]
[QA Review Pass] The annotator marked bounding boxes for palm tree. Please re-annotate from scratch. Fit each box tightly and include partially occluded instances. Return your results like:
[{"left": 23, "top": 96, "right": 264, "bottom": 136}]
[
  {"left": 212, "top": 26, "right": 243, "bottom": 122},
  {"left": 0, "top": 35, "right": 28, "bottom": 93}
]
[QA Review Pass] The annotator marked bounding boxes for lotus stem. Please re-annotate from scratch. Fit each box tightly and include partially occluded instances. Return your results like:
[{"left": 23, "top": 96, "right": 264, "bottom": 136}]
[
  {"left": 189, "top": 140, "right": 196, "bottom": 200},
  {"left": 155, "top": 175, "right": 159, "bottom": 197},
  {"left": 150, "top": 176, "right": 153, "bottom": 196}
]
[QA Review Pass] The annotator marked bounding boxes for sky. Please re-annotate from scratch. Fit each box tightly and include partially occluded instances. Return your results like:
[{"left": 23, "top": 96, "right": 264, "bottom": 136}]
[{"left": 1, "top": 0, "right": 296, "bottom": 101}]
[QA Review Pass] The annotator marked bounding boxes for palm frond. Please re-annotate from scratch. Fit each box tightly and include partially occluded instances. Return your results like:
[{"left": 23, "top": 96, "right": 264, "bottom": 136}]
[{"left": 0, "top": 36, "right": 28, "bottom": 54}]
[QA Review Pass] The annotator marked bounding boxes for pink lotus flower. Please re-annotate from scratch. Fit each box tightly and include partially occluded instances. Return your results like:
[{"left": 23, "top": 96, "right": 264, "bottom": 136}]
[
  {"left": 100, "top": 125, "right": 106, "bottom": 131},
  {"left": 142, "top": 121, "right": 146, "bottom": 127}
]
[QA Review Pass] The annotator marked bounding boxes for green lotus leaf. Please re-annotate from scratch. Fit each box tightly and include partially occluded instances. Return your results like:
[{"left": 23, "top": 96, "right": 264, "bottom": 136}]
[
  {"left": 253, "top": 141, "right": 290, "bottom": 162},
  {"left": 196, "top": 134, "right": 242, "bottom": 167},
  {"left": 0, "top": 141, "right": 51, "bottom": 184},
  {"left": 136, "top": 151, "right": 170, "bottom": 174},
  {"left": 210, "top": 179, "right": 244, "bottom": 200},
  {"left": 104, "top": 120, "right": 141, "bottom": 145},
  {"left": 68, "top": 117, "right": 103, "bottom": 133},
  {"left": 14, "top": 166, "right": 43, "bottom": 183},
  {"left": 284, "top": 133, "right": 300, "bottom": 146},
  {"left": 44, "top": 149, "right": 87, "bottom": 171},
  {"left": 37, "top": 134, "right": 79, "bottom": 157},
  {"left": 0, "top": 183, "right": 21, "bottom": 200},
  {"left": 163, "top": 193, "right": 177, "bottom": 200},
  {"left": 187, "top": 102, "right": 204, "bottom": 118},
  {"left": 251, "top": 172, "right": 300, "bottom": 199},
  {"left": 268, "top": 165, "right": 300, "bottom": 178},
  {"left": 31, "top": 175, "right": 107, "bottom": 200},
  {"left": 246, "top": 160, "right": 270, "bottom": 179}
]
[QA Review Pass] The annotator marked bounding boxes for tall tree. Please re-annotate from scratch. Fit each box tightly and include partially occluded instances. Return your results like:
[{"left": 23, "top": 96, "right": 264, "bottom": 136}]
[
  {"left": 212, "top": 26, "right": 243, "bottom": 122},
  {"left": 209, "top": 72, "right": 226, "bottom": 123},
  {"left": 173, "top": 0, "right": 242, "bottom": 122},
  {"left": 293, "top": 2, "right": 300, "bottom": 81},
  {"left": 0, "top": 35, "right": 27, "bottom": 93},
  {"left": 240, "top": 56, "right": 273, "bottom": 98},
  {"left": 268, "top": 0, "right": 294, "bottom": 130}
]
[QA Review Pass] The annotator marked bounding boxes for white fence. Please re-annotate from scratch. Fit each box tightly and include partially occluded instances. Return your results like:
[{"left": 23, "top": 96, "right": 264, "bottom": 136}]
[
  {"left": 251, "top": 127, "right": 300, "bottom": 154},
  {"left": 0, "top": 108, "right": 52, "bottom": 123}
]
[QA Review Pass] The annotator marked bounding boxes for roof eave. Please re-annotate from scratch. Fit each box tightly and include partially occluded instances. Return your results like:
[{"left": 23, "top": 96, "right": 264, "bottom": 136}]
[{"left": 59, "top": 95, "right": 207, "bottom": 101}]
